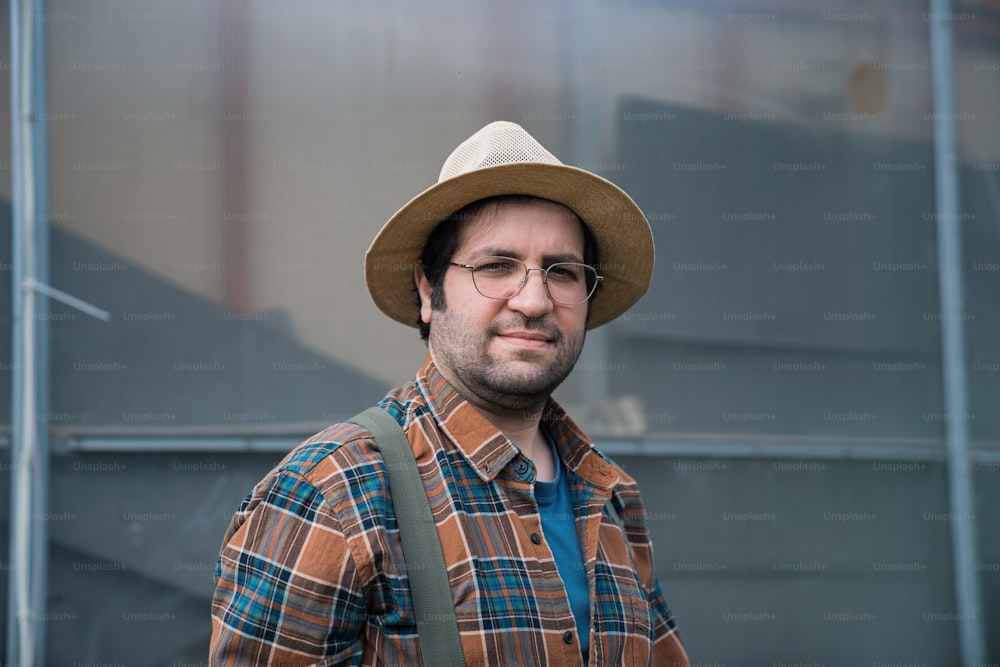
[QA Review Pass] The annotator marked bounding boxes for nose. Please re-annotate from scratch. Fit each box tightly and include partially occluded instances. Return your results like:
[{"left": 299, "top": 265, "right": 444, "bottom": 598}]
[{"left": 506, "top": 267, "right": 554, "bottom": 317}]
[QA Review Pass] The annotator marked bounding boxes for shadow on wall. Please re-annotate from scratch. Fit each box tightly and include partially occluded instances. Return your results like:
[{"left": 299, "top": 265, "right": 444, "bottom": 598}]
[{"left": 0, "top": 200, "right": 392, "bottom": 662}]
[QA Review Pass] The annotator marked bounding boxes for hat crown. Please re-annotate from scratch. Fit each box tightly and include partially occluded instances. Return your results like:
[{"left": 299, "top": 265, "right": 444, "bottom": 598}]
[{"left": 438, "top": 121, "right": 563, "bottom": 182}]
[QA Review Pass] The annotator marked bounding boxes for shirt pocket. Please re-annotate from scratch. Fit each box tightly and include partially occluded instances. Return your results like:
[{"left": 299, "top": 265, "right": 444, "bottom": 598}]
[
  {"left": 593, "top": 536, "right": 655, "bottom": 665},
  {"left": 594, "top": 559, "right": 655, "bottom": 626},
  {"left": 368, "top": 571, "right": 419, "bottom": 632}
]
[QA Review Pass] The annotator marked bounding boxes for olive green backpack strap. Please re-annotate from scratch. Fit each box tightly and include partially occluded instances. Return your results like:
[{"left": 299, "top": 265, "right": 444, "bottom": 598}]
[{"left": 351, "top": 406, "right": 465, "bottom": 667}]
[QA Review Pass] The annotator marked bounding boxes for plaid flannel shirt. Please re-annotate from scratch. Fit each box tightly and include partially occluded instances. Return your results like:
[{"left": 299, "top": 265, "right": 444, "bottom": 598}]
[{"left": 210, "top": 355, "right": 689, "bottom": 666}]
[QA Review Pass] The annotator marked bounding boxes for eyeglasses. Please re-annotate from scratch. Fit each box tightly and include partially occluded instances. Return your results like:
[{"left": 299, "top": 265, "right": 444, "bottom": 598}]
[{"left": 449, "top": 256, "right": 603, "bottom": 305}]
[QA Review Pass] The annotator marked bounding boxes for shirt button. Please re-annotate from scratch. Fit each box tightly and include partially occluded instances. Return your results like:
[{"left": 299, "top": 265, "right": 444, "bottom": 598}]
[
  {"left": 514, "top": 461, "right": 529, "bottom": 474},
  {"left": 530, "top": 533, "right": 541, "bottom": 545},
  {"left": 563, "top": 630, "right": 574, "bottom": 644}
]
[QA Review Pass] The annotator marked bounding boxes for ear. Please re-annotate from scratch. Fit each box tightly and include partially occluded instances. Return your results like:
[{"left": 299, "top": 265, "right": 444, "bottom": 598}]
[{"left": 414, "top": 263, "right": 433, "bottom": 326}]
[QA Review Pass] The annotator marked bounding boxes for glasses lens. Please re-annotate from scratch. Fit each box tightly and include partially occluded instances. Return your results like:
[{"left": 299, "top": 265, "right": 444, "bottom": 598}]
[
  {"left": 471, "top": 257, "right": 525, "bottom": 299},
  {"left": 545, "top": 262, "right": 597, "bottom": 304}
]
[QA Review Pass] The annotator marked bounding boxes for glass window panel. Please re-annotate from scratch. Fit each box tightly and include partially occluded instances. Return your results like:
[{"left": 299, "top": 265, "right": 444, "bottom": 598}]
[{"left": 1, "top": 0, "right": 994, "bottom": 662}]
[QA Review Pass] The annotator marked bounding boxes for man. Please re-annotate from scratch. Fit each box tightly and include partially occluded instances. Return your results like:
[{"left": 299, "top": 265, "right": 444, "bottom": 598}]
[{"left": 210, "top": 121, "right": 689, "bottom": 666}]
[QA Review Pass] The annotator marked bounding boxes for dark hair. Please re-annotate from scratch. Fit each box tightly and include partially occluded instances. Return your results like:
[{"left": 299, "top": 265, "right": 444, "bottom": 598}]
[{"left": 416, "top": 195, "right": 600, "bottom": 340}]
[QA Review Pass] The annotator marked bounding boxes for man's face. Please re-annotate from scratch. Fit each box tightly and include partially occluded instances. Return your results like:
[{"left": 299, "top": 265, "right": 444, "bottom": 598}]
[{"left": 416, "top": 199, "right": 589, "bottom": 413}]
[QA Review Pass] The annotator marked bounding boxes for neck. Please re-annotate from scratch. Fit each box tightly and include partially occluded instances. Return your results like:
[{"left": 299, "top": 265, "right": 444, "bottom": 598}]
[{"left": 427, "top": 349, "right": 559, "bottom": 481}]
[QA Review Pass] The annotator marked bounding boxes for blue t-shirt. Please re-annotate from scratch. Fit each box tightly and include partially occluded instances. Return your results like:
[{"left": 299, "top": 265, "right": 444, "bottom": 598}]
[{"left": 535, "top": 436, "right": 591, "bottom": 660}]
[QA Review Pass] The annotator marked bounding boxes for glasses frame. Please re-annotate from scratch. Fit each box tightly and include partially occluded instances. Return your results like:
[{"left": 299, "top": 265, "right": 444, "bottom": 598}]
[{"left": 448, "top": 255, "right": 603, "bottom": 306}]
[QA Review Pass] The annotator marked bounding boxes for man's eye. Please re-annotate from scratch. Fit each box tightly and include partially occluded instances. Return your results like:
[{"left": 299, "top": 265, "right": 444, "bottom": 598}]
[
  {"left": 477, "top": 261, "right": 516, "bottom": 273},
  {"left": 548, "top": 264, "right": 582, "bottom": 281}
]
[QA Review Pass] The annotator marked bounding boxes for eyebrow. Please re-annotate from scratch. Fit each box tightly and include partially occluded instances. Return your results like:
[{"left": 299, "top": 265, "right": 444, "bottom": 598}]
[{"left": 463, "top": 247, "right": 584, "bottom": 266}]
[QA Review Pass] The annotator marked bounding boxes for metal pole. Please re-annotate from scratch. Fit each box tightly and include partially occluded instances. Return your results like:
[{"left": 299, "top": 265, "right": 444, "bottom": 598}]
[
  {"left": 8, "top": 0, "right": 50, "bottom": 664},
  {"left": 928, "top": 1, "right": 984, "bottom": 664}
]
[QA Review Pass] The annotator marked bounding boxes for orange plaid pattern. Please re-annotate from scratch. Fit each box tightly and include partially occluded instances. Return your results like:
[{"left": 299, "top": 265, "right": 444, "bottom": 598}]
[{"left": 210, "top": 355, "right": 689, "bottom": 666}]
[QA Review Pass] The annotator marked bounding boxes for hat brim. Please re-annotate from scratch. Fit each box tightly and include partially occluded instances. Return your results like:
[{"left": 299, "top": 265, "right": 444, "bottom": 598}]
[{"left": 365, "top": 162, "right": 653, "bottom": 330}]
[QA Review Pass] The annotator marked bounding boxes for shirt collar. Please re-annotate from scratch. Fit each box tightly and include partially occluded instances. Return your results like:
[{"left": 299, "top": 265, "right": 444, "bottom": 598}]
[
  {"left": 537, "top": 399, "right": 620, "bottom": 491},
  {"left": 414, "top": 355, "right": 620, "bottom": 491}
]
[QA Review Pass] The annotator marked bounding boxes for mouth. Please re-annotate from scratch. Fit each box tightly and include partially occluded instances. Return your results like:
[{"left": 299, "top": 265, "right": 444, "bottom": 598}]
[{"left": 495, "top": 330, "right": 555, "bottom": 349}]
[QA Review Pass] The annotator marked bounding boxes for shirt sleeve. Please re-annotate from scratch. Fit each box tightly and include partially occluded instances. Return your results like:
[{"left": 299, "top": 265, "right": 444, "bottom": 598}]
[
  {"left": 621, "top": 494, "right": 691, "bottom": 667},
  {"left": 209, "top": 469, "right": 367, "bottom": 666},
  {"left": 648, "top": 573, "right": 691, "bottom": 666}
]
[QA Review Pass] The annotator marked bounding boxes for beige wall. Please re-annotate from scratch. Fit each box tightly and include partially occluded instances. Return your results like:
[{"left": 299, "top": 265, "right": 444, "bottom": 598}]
[
  {"left": 46, "top": 3, "right": 227, "bottom": 304},
  {"left": 36, "top": 1, "right": 1000, "bottom": 393}
]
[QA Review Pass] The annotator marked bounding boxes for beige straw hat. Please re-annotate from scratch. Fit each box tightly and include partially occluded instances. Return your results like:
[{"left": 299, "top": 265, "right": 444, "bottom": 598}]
[{"left": 365, "top": 121, "right": 654, "bottom": 330}]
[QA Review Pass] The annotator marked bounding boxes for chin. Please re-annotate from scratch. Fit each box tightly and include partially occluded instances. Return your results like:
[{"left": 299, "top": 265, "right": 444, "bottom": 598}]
[{"left": 492, "top": 370, "right": 566, "bottom": 398}]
